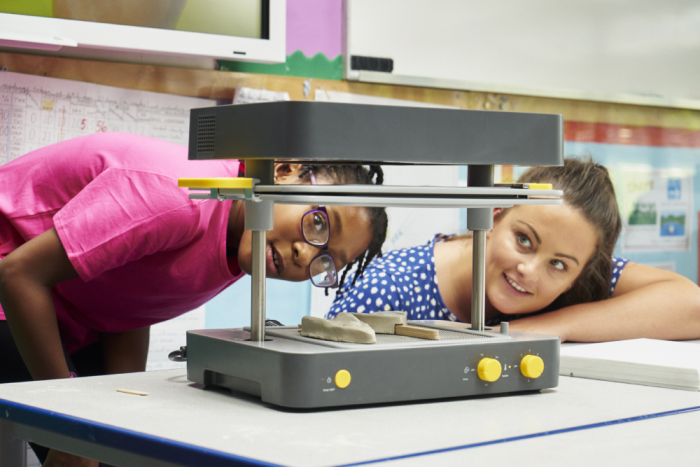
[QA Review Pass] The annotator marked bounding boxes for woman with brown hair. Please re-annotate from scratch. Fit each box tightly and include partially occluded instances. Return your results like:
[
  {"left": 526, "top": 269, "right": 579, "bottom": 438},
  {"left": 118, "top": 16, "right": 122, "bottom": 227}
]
[{"left": 328, "top": 158, "right": 700, "bottom": 342}]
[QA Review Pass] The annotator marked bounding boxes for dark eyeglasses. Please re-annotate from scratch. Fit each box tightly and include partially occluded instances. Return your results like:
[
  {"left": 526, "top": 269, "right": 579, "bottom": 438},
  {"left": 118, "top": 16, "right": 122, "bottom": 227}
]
[
  {"left": 302, "top": 169, "right": 338, "bottom": 288},
  {"left": 302, "top": 206, "right": 338, "bottom": 288}
]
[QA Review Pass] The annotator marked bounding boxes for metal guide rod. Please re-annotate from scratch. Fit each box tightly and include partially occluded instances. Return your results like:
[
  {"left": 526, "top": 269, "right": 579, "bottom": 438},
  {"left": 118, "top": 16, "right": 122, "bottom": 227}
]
[
  {"left": 467, "top": 165, "right": 494, "bottom": 332},
  {"left": 245, "top": 160, "right": 274, "bottom": 342},
  {"left": 250, "top": 231, "right": 267, "bottom": 341},
  {"left": 471, "top": 230, "right": 487, "bottom": 332}
]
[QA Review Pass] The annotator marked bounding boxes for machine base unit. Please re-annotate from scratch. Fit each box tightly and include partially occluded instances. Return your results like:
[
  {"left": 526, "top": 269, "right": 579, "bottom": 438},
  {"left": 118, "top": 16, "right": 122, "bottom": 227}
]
[{"left": 186, "top": 321, "right": 560, "bottom": 408}]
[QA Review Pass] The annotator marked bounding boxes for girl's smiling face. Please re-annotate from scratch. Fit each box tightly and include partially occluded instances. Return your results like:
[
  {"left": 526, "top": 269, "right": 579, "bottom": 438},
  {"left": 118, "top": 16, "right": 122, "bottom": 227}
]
[{"left": 485, "top": 204, "right": 598, "bottom": 315}]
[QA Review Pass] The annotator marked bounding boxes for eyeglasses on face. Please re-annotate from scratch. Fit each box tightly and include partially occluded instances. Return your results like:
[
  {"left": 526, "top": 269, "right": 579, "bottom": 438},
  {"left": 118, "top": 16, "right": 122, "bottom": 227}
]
[{"left": 301, "top": 206, "right": 338, "bottom": 288}]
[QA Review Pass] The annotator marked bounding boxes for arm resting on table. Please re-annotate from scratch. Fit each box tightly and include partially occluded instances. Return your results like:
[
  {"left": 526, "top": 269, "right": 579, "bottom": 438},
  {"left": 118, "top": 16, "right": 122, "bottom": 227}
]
[{"left": 509, "top": 262, "right": 700, "bottom": 342}]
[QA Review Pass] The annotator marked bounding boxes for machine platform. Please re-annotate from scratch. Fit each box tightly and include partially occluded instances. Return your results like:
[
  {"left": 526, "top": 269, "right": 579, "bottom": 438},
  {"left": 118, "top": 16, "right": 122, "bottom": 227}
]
[
  {"left": 187, "top": 322, "right": 559, "bottom": 409},
  {"left": 180, "top": 101, "right": 565, "bottom": 408}
]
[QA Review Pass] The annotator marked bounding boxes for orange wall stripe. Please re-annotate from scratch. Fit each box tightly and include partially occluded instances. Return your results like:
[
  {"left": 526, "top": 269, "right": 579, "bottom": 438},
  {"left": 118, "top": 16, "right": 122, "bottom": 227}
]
[{"left": 564, "top": 122, "right": 700, "bottom": 149}]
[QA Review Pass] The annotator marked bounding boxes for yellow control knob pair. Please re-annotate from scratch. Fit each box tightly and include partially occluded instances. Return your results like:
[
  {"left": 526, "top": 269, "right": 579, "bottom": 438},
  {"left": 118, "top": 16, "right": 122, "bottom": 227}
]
[{"left": 477, "top": 355, "right": 544, "bottom": 382}]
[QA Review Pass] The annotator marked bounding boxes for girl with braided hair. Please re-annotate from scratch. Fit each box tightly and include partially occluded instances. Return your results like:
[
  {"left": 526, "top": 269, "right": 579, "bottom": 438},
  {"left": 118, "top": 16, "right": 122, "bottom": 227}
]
[
  {"left": 0, "top": 133, "right": 387, "bottom": 466},
  {"left": 293, "top": 164, "right": 388, "bottom": 296},
  {"left": 328, "top": 157, "right": 700, "bottom": 343}
]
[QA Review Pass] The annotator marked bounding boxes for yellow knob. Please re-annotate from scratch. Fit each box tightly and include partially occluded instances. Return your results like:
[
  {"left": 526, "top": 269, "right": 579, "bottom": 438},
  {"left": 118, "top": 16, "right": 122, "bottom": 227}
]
[
  {"left": 477, "top": 358, "right": 502, "bottom": 382},
  {"left": 520, "top": 355, "right": 544, "bottom": 379},
  {"left": 335, "top": 370, "right": 351, "bottom": 389}
]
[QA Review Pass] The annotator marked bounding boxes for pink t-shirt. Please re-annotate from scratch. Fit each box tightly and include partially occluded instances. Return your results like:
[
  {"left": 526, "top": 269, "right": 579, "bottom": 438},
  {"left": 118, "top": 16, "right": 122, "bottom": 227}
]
[{"left": 0, "top": 133, "right": 244, "bottom": 353}]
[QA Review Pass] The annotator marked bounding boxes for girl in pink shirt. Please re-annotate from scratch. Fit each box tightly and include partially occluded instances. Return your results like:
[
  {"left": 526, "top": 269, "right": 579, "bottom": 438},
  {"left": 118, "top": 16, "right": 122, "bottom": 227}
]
[{"left": 0, "top": 133, "right": 387, "bottom": 466}]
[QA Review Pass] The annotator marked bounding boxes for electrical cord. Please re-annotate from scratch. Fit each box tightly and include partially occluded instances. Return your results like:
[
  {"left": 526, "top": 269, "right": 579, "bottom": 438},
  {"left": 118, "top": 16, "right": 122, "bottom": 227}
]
[
  {"left": 168, "top": 346, "right": 187, "bottom": 362},
  {"left": 167, "top": 319, "right": 283, "bottom": 362}
]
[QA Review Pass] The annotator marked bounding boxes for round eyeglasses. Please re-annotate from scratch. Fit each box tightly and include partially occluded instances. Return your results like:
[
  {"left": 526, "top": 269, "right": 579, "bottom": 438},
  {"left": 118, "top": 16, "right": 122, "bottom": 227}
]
[{"left": 302, "top": 206, "right": 338, "bottom": 288}]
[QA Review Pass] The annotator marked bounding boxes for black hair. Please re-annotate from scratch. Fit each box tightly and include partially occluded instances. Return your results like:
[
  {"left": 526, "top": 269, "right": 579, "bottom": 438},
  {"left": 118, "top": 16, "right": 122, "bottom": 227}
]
[{"left": 296, "top": 165, "right": 388, "bottom": 296}]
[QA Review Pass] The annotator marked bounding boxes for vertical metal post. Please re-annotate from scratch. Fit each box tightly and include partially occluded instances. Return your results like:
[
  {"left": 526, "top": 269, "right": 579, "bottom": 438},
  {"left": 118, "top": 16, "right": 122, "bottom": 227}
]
[
  {"left": 471, "top": 230, "right": 487, "bottom": 332},
  {"left": 467, "top": 165, "right": 494, "bottom": 332},
  {"left": 244, "top": 159, "right": 274, "bottom": 342},
  {"left": 250, "top": 230, "right": 267, "bottom": 342},
  {"left": 0, "top": 419, "right": 26, "bottom": 467}
]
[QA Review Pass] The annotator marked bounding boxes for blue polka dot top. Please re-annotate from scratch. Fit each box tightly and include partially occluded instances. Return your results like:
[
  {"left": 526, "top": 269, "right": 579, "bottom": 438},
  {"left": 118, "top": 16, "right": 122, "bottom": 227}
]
[
  {"left": 327, "top": 234, "right": 457, "bottom": 321},
  {"left": 327, "top": 234, "right": 630, "bottom": 321},
  {"left": 610, "top": 256, "right": 629, "bottom": 297}
]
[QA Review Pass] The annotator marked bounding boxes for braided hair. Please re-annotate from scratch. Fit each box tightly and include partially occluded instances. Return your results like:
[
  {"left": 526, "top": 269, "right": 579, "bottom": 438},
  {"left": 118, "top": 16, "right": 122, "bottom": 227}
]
[{"left": 296, "top": 165, "right": 388, "bottom": 296}]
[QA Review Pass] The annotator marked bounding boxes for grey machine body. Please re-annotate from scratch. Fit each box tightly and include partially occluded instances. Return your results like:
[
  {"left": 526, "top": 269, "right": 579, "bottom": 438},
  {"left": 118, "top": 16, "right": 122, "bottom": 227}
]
[
  {"left": 187, "top": 325, "right": 560, "bottom": 409},
  {"left": 183, "top": 101, "right": 564, "bottom": 409},
  {"left": 189, "top": 101, "right": 563, "bottom": 165}
]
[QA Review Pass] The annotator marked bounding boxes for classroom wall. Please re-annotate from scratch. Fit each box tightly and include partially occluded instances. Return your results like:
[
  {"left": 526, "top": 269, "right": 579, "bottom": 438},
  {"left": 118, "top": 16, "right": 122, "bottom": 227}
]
[
  {"left": 213, "top": 1, "right": 700, "bottom": 328},
  {"left": 1, "top": 0, "right": 700, "bottom": 356},
  {"left": 344, "top": 0, "right": 700, "bottom": 107}
]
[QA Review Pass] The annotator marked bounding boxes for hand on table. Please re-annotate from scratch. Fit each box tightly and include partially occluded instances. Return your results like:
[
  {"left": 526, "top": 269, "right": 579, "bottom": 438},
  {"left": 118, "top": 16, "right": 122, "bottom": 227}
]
[{"left": 43, "top": 449, "right": 99, "bottom": 467}]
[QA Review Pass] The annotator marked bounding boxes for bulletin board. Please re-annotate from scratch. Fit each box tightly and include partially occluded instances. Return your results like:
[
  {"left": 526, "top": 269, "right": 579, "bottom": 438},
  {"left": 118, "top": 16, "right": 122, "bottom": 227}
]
[{"left": 563, "top": 132, "right": 700, "bottom": 283}]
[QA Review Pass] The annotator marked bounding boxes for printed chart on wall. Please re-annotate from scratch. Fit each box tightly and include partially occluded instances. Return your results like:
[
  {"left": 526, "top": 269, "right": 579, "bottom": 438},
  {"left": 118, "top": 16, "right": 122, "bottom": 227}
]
[
  {"left": 0, "top": 71, "right": 215, "bottom": 166},
  {"left": 619, "top": 165, "right": 693, "bottom": 252}
]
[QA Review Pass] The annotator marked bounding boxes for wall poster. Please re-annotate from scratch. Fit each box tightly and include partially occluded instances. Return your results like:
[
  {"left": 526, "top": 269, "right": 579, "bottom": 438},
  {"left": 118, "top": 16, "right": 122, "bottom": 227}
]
[{"left": 619, "top": 165, "right": 693, "bottom": 253}]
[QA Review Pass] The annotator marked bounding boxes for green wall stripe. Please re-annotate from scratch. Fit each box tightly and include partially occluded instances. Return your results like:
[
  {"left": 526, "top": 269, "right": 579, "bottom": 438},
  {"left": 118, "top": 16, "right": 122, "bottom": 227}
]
[{"left": 218, "top": 50, "right": 342, "bottom": 81}]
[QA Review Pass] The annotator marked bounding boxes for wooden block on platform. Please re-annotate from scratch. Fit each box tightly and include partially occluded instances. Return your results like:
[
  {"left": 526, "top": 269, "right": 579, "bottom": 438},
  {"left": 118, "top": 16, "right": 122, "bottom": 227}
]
[{"left": 394, "top": 325, "right": 439, "bottom": 340}]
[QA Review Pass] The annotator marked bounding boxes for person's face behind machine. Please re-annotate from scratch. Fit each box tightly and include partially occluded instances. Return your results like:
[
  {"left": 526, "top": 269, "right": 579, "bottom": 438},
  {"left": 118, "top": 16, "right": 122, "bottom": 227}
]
[
  {"left": 485, "top": 203, "right": 598, "bottom": 315},
  {"left": 237, "top": 164, "right": 373, "bottom": 282}
]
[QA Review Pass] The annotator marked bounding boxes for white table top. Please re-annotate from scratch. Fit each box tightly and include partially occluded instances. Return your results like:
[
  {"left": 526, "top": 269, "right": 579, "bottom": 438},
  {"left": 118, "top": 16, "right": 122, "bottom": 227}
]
[
  {"left": 1, "top": 368, "right": 699, "bottom": 466},
  {"left": 397, "top": 408, "right": 700, "bottom": 467}
]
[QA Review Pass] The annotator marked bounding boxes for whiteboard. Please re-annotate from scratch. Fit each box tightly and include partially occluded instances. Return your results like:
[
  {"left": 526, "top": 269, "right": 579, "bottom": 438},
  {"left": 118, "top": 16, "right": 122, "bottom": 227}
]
[{"left": 344, "top": 0, "right": 700, "bottom": 109}]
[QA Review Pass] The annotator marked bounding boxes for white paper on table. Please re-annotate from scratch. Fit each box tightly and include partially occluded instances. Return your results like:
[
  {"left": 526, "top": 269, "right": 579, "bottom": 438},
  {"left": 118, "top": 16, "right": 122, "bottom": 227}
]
[
  {"left": 560, "top": 339, "right": 700, "bottom": 390},
  {"left": 561, "top": 339, "right": 700, "bottom": 367}
]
